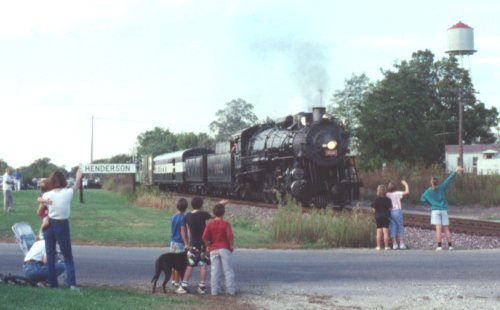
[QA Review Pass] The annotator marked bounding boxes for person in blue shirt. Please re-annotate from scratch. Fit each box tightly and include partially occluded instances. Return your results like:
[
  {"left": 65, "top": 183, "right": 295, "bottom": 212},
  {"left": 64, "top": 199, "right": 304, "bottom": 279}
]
[
  {"left": 420, "top": 166, "right": 464, "bottom": 251},
  {"left": 14, "top": 169, "right": 22, "bottom": 191},
  {"left": 169, "top": 198, "right": 189, "bottom": 287}
]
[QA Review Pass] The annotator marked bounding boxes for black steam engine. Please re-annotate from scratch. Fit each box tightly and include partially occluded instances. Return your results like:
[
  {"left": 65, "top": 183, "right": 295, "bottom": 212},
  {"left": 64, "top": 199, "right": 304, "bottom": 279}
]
[{"left": 142, "top": 107, "right": 361, "bottom": 207}]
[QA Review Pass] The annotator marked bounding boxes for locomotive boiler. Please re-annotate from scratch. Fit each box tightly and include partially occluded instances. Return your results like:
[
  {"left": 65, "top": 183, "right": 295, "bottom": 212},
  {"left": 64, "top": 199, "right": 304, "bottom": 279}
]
[{"left": 142, "top": 107, "right": 361, "bottom": 208}]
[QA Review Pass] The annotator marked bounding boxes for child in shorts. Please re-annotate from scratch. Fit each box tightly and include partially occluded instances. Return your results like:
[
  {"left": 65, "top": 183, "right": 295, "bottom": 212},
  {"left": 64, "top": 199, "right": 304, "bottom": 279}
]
[
  {"left": 169, "top": 198, "right": 189, "bottom": 286},
  {"left": 176, "top": 196, "right": 214, "bottom": 294},
  {"left": 371, "top": 185, "right": 392, "bottom": 250},
  {"left": 420, "top": 166, "right": 464, "bottom": 251}
]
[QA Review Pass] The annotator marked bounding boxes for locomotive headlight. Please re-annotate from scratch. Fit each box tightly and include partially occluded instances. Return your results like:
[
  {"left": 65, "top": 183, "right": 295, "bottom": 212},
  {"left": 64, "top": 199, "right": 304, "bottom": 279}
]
[
  {"left": 322, "top": 140, "right": 337, "bottom": 150},
  {"left": 300, "top": 116, "right": 307, "bottom": 126}
]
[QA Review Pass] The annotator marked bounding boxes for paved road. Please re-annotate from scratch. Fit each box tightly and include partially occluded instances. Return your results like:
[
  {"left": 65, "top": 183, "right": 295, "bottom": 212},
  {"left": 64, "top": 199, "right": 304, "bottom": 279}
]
[
  {"left": 2, "top": 244, "right": 500, "bottom": 308},
  {"left": 2, "top": 244, "right": 500, "bottom": 286}
]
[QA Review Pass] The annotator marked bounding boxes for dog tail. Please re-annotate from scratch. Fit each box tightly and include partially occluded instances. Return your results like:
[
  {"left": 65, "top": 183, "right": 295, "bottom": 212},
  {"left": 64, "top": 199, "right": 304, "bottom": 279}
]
[{"left": 151, "top": 257, "right": 161, "bottom": 283}]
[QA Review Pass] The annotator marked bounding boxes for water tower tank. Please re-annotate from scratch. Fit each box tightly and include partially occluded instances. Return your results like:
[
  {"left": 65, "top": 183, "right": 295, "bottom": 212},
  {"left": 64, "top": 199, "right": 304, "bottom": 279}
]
[{"left": 446, "top": 21, "right": 476, "bottom": 55}]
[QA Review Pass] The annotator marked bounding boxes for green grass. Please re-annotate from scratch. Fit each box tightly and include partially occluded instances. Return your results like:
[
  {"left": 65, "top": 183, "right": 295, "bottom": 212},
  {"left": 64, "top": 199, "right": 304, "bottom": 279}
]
[
  {"left": 0, "top": 283, "right": 206, "bottom": 310},
  {"left": 0, "top": 189, "right": 271, "bottom": 248},
  {"left": 0, "top": 190, "right": 168, "bottom": 246}
]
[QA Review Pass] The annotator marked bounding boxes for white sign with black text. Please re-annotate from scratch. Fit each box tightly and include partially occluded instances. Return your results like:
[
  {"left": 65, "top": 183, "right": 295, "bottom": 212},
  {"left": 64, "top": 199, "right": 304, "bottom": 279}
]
[{"left": 80, "top": 164, "right": 136, "bottom": 174}]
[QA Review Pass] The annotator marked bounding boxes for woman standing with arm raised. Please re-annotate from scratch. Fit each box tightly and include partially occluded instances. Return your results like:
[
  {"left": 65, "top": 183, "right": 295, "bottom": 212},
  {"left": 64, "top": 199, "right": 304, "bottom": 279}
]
[{"left": 40, "top": 168, "right": 83, "bottom": 290}]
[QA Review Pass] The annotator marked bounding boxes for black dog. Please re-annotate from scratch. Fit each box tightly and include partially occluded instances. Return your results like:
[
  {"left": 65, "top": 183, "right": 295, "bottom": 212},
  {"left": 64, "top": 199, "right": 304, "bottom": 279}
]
[{"left": 151, "top": 251, "right": 188, "bottom": 293}]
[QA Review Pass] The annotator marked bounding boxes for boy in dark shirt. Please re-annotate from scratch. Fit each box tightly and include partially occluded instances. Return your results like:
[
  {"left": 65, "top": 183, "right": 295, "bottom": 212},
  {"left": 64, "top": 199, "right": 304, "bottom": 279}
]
[{"left": 176, "top": 197, "right": 213, "bottom": 294}]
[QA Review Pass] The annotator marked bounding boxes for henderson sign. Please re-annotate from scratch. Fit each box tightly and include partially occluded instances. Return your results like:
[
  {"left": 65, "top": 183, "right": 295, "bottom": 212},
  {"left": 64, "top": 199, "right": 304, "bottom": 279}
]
[{"left": 80, "top": 164, "right": 137, "bottom": 174}]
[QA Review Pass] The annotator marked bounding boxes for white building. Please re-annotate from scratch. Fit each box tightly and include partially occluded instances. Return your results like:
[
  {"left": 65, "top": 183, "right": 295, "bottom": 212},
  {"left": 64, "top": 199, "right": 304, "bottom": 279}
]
[{"left": 445, "top": 144, "right": 500, "bottom": 174}]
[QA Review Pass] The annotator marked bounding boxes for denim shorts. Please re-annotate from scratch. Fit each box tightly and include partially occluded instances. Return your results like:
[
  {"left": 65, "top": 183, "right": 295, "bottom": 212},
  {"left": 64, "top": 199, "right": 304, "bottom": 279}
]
[
  {"left": 431, "top": 210, "right": 449, "bottom": 226},
  {"left": 169, "top": 241, "right": 186, "bottom": 253},
  {"left": 389, "top": 209, "right": 405, "bottom": 238}
]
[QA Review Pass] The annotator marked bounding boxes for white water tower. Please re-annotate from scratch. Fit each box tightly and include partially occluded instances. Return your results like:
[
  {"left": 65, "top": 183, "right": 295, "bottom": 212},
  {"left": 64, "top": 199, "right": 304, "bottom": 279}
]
[
  {"left": 445, "top": 21, "right": 477, "bottom": 167},
  {"left": 446, "top": 21, "right": 476, "bottom": 57}
]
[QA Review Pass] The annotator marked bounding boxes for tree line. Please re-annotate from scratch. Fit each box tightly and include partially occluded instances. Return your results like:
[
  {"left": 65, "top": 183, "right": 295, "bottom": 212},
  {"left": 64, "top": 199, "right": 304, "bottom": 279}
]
[
  {"left": 2, "top": 50, "right": 498, "bottom": 183},
  {"left": 328, "top": 50, "right": 498, "bottom": 170}
]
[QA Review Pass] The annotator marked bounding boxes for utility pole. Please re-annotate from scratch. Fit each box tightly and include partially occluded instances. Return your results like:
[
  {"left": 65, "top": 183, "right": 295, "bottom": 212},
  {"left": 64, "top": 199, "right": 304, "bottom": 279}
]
[
  {"left": 458, "top": 90, "right": 463, "bottom": 166},
  {"left": 91, "top": 115, "right": 94, "bottom": 164}
]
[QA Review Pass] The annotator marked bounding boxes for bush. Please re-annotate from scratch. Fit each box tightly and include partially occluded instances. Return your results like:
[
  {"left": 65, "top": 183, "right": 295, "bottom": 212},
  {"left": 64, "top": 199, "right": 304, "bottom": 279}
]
[{"left": 270, "top": 201, "right": 375, "bottom": 248}]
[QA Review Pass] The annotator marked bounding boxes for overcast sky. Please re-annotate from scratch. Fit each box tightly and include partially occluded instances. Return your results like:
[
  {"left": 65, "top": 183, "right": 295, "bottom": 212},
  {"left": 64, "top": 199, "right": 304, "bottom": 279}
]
[{"left": 1, "top": 0, "right": 499, "bottom": 169}]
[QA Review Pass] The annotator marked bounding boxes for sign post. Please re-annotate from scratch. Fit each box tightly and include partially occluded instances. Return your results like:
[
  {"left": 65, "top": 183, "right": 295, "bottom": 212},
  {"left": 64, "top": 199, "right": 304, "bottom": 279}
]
[{"left": 79, "top": 164, "right": 137, "bottom": 202}]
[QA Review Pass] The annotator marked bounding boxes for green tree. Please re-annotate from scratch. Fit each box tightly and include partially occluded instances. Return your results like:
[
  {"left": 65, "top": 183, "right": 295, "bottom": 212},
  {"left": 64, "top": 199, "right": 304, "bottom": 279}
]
[
  {"left": 0, "top": 159, "right": 8, "bottom": 175},
  {"left": 135, "top": 127, "right": 177, "bottom": 158},
  {"left": 328, "top": 73, "right": 372, "bottom": 152},
  {"left": 435, "top": 56, "right": 498, "bottom": 144},
  {"left": 176, "top": 132, "right": 199, "bottom": 150},
  {"left": 109, "top": 154, "right": 133, "bottom": 163},
  {"left": 356, "top": 50, "right": 498, "bottom": 169},
  {"left": 22, "top": 158, "right": 61, "bottom": 186},
  {"left": 196, "top": 132, "right": 215, "bottom": 149},
  {"left": 209, "top": 98, "right": 259, "bottom": 142}
]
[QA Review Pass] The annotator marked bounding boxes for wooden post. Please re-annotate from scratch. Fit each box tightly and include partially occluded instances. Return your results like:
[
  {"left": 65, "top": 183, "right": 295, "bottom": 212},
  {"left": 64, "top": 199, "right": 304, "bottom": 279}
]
[
  {"left": 80, "top": 176, "right": 84, "bottom": 203},
  {"left": 132, "top": 174, "right": 136, "bottom": 193}
]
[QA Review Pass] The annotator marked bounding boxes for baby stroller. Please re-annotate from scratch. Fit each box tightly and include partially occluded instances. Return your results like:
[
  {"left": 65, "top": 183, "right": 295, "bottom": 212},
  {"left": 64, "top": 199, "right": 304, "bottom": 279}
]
[
  {"left": 0, "top": 222, "right": 38, "bottom": 286},
  {"left": 12, "top": 222, "right": 37, "bottom": 255}
]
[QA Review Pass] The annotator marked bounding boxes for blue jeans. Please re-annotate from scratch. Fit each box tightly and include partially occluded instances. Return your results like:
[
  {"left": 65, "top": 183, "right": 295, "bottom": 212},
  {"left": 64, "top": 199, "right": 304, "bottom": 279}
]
[
  {"left": 43, "top": 219, "right": 76, "bottom": 288},
  {"left": 23, "top": 260, "right": 65, "bottom": 283},
  {"left": 389, "top": 209, "right": 405, "bottom": 239}
]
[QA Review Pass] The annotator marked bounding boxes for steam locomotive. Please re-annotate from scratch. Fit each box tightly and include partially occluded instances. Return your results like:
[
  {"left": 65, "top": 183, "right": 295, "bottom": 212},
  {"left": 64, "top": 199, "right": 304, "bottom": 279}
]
[{"left": 142, "top": 107, "right": 362, "bottom": 207}]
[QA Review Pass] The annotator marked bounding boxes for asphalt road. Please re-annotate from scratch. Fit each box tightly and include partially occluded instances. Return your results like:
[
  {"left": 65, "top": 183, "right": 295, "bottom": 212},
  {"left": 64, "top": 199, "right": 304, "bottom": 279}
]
[
  {"left": 3, "top": 243, "right": 500, "bottom": 287},
  {"left": 2, "top": 244, "right": 500, "bottom": 308}
]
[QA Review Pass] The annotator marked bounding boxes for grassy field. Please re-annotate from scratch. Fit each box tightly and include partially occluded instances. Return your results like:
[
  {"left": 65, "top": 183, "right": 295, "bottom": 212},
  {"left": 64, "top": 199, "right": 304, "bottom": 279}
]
[
  {"left": 0, "top": 283, "right": 238, "bottom": 310},
  {"left": 0, "top": 189, "right": 270, "bottom": 248}
]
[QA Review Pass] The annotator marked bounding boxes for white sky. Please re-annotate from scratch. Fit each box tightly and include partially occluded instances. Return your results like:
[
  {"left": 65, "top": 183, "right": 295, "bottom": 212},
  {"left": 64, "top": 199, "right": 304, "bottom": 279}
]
[{"left": 1, "top": 0, "right": 499, "bottom": 169}]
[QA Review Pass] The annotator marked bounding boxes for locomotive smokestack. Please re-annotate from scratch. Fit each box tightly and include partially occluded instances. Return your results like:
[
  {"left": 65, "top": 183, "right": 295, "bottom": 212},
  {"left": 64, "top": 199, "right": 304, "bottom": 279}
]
[{"left": 312, "top": 107, "right": 326, "bottom": 122}]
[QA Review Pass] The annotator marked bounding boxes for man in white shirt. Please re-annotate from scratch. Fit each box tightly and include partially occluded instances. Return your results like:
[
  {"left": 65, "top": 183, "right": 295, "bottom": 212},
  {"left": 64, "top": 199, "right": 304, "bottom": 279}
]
[
  {"left": 23, "top": 238, "right": 65, "bottom": 284},
  {"left": 3, "top": 167, "right": 14, "bottom": 212}
]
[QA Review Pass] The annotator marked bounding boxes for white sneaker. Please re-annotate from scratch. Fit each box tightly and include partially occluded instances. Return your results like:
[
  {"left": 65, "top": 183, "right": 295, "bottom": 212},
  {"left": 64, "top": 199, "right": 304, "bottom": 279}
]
[
  {"left": 176, "top": 286, "right": 188, "bottom": 294},
  {"left": 36, "top": 282, "right": 46, "bottom": 288},
  {"left": 399, "top": 244, "right": 407, "bottom": 250},
  {"left": 69, "top": 286, "right": 80, "bottom": 292},
  {"left": 375, "top": 246, "right": 381, "bottom": 250},
  {"left": 196, "top": 286, "right": 206, "bottom": 294},
  {"left": 436, "top": 246, "right": 442, "bottom": 251},
  {"left": 384, "top": 247, "right": 391, "bottom": 250},
  {"left": 392, "top": 244, "right": 399, "bottom": 250},
  {"left": 448, "top": 246, "right": 454, "bottom": 251}
]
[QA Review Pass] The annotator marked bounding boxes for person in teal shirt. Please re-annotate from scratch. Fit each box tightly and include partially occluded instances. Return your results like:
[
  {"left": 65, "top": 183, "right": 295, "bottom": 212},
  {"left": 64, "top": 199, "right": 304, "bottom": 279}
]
[{"left": 420, "top": 166, "right": 464, "bottom": 251}]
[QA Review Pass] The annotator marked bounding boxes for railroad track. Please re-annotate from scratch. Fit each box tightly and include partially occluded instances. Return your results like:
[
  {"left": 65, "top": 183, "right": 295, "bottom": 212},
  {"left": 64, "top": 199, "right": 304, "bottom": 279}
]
[
  {"left": 173, "top": 193, "right": 500, "bottom": 237},
  {"left": 404, "top": 212, "right": 500, "bottom": 237}
]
